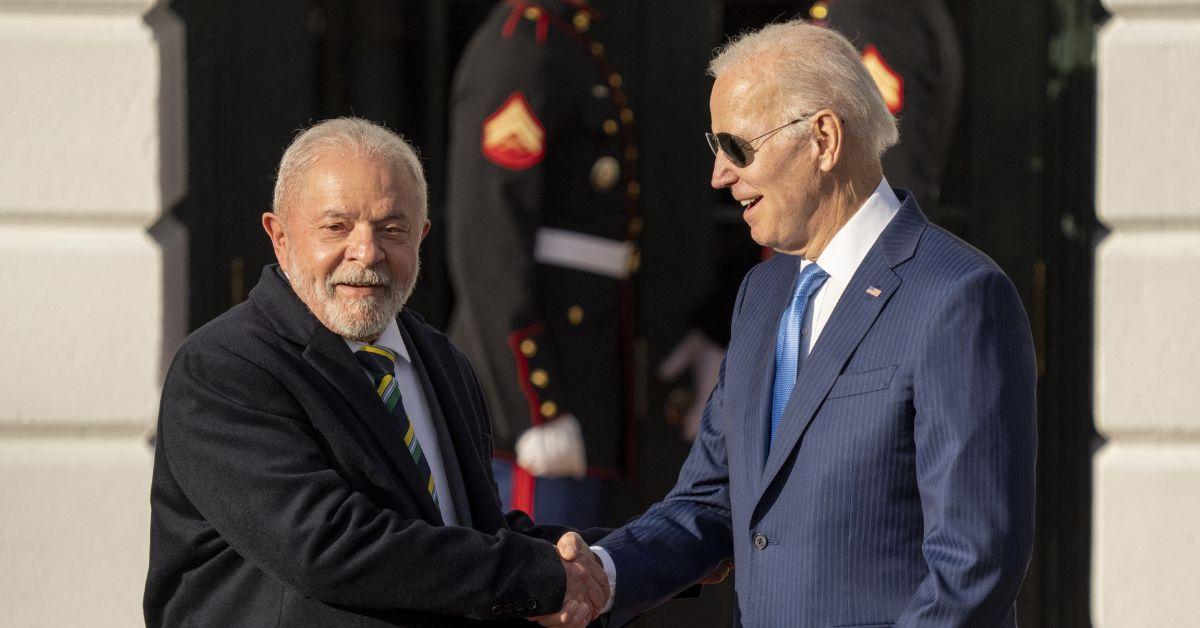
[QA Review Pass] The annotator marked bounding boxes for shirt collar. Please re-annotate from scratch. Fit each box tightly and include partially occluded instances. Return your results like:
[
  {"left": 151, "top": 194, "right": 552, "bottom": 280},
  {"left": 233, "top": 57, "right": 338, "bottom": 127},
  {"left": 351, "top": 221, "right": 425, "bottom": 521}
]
[
  {"left": 810, "top": 176, "right": 901, "bottom": 282},
  {"left": 342, "top": 318, "right": 411, "bottom": 364}
]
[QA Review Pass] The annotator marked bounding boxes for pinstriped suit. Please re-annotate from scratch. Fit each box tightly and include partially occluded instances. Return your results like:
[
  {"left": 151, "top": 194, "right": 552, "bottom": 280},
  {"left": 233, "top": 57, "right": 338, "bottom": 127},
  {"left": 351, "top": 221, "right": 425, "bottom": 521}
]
[{"left": 598, "top": 190, "right": 1037, "bottom": 627}]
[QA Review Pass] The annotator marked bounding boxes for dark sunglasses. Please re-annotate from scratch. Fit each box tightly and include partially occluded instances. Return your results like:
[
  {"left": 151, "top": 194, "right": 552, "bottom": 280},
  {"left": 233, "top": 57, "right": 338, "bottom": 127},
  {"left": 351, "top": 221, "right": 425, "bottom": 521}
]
[{"left": 705, "top": 114, "right": 814, "bottom": 168}]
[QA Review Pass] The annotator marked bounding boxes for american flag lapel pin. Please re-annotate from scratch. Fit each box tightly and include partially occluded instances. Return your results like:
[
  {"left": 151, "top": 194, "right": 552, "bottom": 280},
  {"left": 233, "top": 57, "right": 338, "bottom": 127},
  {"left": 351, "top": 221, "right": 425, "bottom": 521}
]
[{"left": 866, "top": 286, "right": 882, "bottom": 298}]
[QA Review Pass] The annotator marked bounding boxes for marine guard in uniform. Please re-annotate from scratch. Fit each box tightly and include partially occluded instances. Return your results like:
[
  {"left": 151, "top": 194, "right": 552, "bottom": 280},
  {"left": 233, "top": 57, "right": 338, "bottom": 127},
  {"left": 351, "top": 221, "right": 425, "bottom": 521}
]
[
  {"left": 815, "top": 0, "right": 964, "bottom": 203},
  {"left": 446, "top": 0, "right": 639, "bottom": 529}
]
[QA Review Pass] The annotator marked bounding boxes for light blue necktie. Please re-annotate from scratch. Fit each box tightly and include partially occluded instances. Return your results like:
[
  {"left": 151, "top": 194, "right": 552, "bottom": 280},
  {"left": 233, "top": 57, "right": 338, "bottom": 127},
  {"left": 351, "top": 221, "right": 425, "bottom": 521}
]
[{"left": 770, "top": 262, "right": 829, "bottom": 449}]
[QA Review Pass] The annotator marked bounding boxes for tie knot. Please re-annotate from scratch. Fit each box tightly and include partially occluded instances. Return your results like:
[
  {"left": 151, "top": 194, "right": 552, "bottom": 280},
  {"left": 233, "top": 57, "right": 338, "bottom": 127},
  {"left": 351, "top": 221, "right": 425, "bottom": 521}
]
[
  {"left": 793, "top": 262, "right": 829, "bottom": 304},
  {"left": 356, "top": 344, "right": 398, "bottom": 376}
]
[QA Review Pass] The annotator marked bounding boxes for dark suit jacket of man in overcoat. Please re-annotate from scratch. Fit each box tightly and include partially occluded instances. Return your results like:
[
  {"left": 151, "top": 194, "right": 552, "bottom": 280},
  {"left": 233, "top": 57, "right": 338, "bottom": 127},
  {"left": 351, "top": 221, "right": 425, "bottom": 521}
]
[
  {"left": 597, "top": 191, "right": 1037, "bottom": 627},
  {"left": 144, "top": 266, "right": 585, "bottom": 627}
]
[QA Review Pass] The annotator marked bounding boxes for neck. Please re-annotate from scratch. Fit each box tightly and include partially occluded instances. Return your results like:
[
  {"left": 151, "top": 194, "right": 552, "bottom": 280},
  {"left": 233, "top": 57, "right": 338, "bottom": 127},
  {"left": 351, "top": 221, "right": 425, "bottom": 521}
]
[{"left": 798, "top": 159, "right": 882, "bottom": 260}]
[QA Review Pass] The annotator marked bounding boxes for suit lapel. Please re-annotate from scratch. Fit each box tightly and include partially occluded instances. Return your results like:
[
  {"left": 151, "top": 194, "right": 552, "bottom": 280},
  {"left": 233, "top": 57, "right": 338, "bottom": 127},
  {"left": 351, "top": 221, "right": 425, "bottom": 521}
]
[
  {"left": 756, "top": 194, "right": 927, "bottom": 502},
  {"left": 245, "top": 267, "right": 411, "bottom": 507},
  {"left": 400, "top": 311, "right": 507, "bottom": 532},
  {"left": 303, "top": 329, "right": 445, "bottom": 524},
  {"left": 734, "top": 255, "right": 802, "bottom": 491},
  {"left": 398, "top": 317, "right": 475, "bottom": 528}
]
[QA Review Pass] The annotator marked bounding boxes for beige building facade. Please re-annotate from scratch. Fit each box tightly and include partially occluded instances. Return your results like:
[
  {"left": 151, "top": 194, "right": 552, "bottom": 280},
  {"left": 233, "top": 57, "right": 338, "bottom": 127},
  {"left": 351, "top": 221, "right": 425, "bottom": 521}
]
[
  {"left": 0, "top": 0, "right": 185, "bottom": 625},
  {"left": 1093, "top": 0, "right": 1200, "bottom": 623}
]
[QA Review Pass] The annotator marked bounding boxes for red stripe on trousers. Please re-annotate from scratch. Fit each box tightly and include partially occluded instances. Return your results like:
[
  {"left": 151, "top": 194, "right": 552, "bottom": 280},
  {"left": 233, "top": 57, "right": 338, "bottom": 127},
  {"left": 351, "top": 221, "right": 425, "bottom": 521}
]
[{"left": 512, "top": 466, "right": 536, "bottom": 517}]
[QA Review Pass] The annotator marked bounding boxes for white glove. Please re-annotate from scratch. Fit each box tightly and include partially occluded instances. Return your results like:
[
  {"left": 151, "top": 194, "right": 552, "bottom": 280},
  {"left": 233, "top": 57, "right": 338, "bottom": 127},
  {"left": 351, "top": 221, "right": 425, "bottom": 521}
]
[
  {"left": 515, "top": 414, "right": 587, "bottom": 479},
  {"left": 659, "top": 329, "right": 726, "bottom": 442}
]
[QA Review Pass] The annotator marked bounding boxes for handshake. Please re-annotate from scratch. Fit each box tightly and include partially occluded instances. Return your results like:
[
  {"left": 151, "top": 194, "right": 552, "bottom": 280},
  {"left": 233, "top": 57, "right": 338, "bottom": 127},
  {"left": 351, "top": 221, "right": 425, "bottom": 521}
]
[{"left": 532, "top": 532, "right": 610, "bottom": 628}]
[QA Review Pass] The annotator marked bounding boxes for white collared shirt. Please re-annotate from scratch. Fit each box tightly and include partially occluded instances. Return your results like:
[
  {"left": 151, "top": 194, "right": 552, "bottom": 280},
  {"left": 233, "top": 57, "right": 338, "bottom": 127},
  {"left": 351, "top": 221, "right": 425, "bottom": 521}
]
[
  {"left": 799, "top": 176, "right": 901, "bottom": 361},
  {"left": 345, "top": 320, "right": 458, "bottom": 526}
]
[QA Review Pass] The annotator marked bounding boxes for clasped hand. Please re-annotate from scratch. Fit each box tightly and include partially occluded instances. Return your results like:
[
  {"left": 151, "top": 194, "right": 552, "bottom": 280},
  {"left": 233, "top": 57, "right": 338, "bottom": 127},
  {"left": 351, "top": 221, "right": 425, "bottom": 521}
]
[{"left": 531, "top": 532, "right": 609, "bottom": 628}]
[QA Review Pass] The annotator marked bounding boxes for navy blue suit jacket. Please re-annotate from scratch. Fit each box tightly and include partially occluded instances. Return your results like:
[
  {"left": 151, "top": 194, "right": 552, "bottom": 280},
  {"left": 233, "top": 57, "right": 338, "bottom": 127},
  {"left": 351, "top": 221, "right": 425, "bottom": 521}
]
[{"left": 599, "top": 191, "right": 1036, "bottom": 627}]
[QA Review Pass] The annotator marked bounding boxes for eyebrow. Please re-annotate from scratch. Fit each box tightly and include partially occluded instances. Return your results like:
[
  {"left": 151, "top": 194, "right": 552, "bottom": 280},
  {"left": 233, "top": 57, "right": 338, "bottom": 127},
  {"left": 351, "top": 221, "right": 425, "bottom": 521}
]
[{"left": 315, "top": 210, "right": 410, "bottom": 224}]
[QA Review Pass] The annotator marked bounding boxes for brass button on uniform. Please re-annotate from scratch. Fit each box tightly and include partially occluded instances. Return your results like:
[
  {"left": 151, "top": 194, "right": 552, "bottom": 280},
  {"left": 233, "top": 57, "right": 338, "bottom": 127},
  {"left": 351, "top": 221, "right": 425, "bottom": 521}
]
[
  {"left": 540, "top": 401, "right": 558, "bottom": 418},
  {"left": 590, "top": 156, "right": 620, "bottom": 192},
  {"left": 626, "top": 181, "right": 641, "bottom": 198},
  {"left": 523, "top": 6, "right": 541, "bottom": 19},
  {"left": 567, "top": 305, "right": 585, "bottom": 326},
  {"left": 628, "top": 247, "right": 641, "bottom": 273},
  {"left": 608, "top": 73, "right": 623, "bottom": 88},
  {"left": 572, "top": 12, "right": 591, "bottom": 31},
  {"left": 519, "top": 338, "right": 538, "bottom": 357},
  {"left": 602, "top": 119, "right": 619, "bottom": 136},
  {"left": 530, "top": 369, "right": 549, "bottom": 388},
  {"left": 628, "top": 217, "right": 644, "bottom": 237},
  {"left": 620, "top": 107, "right": 634, "bottom": 123},
  {"left": 590, "top": 42, "right": 604, "bottom": 56},
  {"left": 809, "top": 1, "right": 830, "bottom": 20},
  {"left": 625, "top": 145, "right": 638, "bottom": 160}
]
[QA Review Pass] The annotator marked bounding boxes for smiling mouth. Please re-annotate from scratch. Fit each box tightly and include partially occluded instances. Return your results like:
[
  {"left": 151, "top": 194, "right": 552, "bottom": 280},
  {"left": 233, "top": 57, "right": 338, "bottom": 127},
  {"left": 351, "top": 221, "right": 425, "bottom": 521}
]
[
  {"left": 740, "top": 196, "right": 763, "bottom": 211},
  {"left": 336, "top": 283, "right": 385, "bottom": 296}
]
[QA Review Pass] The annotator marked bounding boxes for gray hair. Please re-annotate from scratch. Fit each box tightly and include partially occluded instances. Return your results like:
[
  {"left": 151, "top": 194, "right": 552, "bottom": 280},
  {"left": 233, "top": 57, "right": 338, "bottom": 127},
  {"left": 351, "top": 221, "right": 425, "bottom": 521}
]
[
  {"left": 272, "top": 117, "right": 428, "bottom": 219},
  {"left": 708, "top": 19, "right": 898, "bottom": 157}
]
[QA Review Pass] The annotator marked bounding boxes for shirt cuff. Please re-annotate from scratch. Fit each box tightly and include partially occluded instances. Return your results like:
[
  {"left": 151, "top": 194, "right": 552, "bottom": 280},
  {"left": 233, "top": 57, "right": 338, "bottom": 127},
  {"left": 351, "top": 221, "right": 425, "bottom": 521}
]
[{"left": 590, "top": 545, "right": 617, "bottom": 613}]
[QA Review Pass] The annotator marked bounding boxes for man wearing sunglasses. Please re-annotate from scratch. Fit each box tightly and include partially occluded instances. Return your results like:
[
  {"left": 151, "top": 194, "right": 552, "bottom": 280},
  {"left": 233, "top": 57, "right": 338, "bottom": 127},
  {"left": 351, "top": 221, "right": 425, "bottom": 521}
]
[{"left": 575, "top": 18, "right": 1038, "bottom": 627}]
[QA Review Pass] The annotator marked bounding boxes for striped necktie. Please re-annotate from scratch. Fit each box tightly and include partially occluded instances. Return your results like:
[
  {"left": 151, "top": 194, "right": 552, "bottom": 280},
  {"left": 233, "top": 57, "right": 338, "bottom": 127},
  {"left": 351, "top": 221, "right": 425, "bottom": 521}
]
[
  {"left": 355, "top": 345, "right": 439, "bottom": 506},
  {"left": 770, "top": 262, "right": 829, "bottom": 449}
]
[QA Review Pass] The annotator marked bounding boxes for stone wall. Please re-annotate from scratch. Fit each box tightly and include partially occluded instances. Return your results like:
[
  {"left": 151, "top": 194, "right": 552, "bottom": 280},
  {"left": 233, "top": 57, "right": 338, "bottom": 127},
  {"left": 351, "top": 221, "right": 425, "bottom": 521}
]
[
  {"left": 1094, "top": 0, "right": 1200, "bottom": 623},
  {"left": 0, "top": 0, "right": 186, "bottom": 624}
]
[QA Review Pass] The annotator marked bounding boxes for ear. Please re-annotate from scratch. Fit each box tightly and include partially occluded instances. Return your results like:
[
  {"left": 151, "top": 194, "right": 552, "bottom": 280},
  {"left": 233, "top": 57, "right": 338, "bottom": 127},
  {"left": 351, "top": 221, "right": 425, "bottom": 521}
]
[
  {"left": 262, "top": 212, "right": 290, "bottom": 272},
  {"left": 811, "top": 109, "right": 845, "bottom": 173},
  {"left": 420, "top": 219, "right": 431, "bottom": 242}
]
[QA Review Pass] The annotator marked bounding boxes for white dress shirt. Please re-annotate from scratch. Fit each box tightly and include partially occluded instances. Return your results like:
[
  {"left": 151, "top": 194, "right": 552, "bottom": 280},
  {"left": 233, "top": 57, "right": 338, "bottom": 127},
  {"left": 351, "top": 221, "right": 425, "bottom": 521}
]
[
  {"left": 591, "top": 177, "right": 901, "bottom": 610},
  {"left": 345, "top": 319, "right": 459, "bottom": 526},
  {"left": 800, "top": 176, "right": 901, "bottom": 360}
]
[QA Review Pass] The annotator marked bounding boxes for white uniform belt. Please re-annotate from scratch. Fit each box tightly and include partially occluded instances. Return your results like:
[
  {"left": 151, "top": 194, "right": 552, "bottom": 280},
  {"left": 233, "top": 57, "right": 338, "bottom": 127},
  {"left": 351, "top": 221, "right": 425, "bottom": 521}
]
[{"left": 533, "top": 227, "right": 634, "bottom": 280}]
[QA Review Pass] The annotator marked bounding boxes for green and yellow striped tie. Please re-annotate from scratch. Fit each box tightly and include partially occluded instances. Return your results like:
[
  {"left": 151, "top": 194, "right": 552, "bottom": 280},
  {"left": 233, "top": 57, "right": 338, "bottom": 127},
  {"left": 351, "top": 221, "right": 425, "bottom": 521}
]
[{"left": 355, "top": 345, "right": 439, "bottom": 505}]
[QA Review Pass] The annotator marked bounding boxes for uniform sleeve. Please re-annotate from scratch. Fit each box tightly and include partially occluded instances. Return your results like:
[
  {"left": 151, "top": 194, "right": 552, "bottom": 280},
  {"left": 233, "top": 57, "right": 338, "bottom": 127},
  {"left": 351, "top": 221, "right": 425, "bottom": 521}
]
[
  {"left": 898, "top": 267, "right": 1037, "bottom": 626},
  {"left": 158, "top": 341, "right": 567, "bottom": 620},
  {"left": 446, "top": 19, "right": 570, "bottom": 430}
]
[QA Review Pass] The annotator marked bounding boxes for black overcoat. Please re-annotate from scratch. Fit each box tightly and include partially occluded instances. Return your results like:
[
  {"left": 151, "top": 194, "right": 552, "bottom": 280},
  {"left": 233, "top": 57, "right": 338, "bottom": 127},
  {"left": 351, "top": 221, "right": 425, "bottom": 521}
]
[{"left": 145, "top": 266, "right": 582, "bottom": 627}]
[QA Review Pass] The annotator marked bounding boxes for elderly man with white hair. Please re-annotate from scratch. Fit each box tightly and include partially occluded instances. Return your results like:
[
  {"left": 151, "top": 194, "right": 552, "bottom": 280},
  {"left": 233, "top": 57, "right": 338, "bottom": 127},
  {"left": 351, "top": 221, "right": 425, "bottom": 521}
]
[
  {"left": 577, "top": 19, "right": 1038, "bottom": 628},
  {"left": 143, "top": 117, "right": 609, "bottom": 628}
]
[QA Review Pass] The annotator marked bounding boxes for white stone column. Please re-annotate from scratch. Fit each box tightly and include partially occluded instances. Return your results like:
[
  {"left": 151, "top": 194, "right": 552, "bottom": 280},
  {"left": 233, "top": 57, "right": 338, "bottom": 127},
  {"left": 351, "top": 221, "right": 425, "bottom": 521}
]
[
  {"left": 0, "top": 1, "right": 185, "bottom": 625},
  {"left": 1095, "top": 0, "right": 1200, "bottom": 624}
]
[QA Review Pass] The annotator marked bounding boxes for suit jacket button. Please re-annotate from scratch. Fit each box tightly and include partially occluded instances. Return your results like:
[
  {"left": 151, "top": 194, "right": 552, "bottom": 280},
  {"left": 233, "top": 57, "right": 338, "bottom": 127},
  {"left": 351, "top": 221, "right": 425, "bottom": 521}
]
[
  {"left": 515, "top": 601, "right": 526, "bottom": 612},
  {"left": 504, "top": 602, "right": 515, "bottom": 614},
  {"left": 491, "top": 604, "right": 503, "bottom": 615},
  {"left": 528, "top": 599, "right": 539, "bottom": 610},
  {"left": 752, "top": 532, "right": 768, "bottom": 550}
]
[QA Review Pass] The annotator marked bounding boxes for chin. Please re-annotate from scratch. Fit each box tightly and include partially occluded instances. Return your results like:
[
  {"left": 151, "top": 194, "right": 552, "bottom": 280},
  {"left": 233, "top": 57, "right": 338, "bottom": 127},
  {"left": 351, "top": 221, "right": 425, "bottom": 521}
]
[{"left": 323, "top": 298, "right": 397, "bottom": 341}]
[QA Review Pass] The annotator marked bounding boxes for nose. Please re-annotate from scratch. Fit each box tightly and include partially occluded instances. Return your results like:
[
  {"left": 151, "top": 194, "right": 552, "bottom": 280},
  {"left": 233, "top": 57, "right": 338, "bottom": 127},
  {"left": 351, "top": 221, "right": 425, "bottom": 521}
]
[
  {"left": 711, "top": 151, "right": 738, "bottom": 189},
  {"left": 345, "top": 224, "right": 385, "bottom": 267}
]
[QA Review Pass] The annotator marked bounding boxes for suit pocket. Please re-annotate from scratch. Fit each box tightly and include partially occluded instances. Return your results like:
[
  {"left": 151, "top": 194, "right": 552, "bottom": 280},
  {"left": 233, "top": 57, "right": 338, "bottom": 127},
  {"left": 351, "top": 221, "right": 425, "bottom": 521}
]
[{"left": 827, "top": 365, "right": 898, "bottom": 399}]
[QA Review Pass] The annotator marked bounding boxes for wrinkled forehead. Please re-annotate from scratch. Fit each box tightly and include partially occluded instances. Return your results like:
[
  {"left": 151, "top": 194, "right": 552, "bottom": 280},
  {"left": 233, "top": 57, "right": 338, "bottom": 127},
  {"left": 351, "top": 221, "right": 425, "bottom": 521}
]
[
  {"left": 710, "top": 65, "right": 785, "bottom": 133},
  {"left": 290, "top": 153, "right": 423, "bottom": 215}
]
